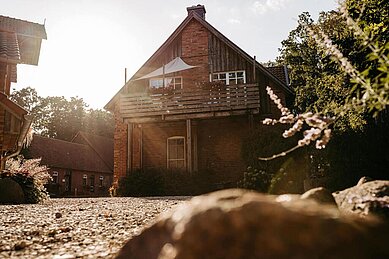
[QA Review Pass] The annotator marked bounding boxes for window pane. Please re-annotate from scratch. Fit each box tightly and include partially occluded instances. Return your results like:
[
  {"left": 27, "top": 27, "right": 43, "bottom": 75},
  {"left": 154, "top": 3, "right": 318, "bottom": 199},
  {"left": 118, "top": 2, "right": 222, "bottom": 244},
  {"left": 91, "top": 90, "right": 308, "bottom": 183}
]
[
  {"left": 170, "top": 146, "right": 178, "bottom": 159},
  {"left": 213, "top": 74, "right": 219, "bottom": 80},
  {"left": 165, "top": 78, "right": 173, "bottom": 86},
  {"left": 228, "top": 72, "right": 236, "bottom": 79},
  {"left": 237, "top": 72, "right": 244, "bottom": 77},
  {"left": 168, "top": 137, "right": 185, "bottom": 169},
  {"left": 237, "top": 78, "right": 244, "bottom": 84},
  {"left": 219, "top": 73, "right": 226, "bottom": 79},
  {"left": 177, "top": 144, "right": 184, "bottom": 158},
  {"left": 150, "top": 79, "right": 163, "bottom": 88}
]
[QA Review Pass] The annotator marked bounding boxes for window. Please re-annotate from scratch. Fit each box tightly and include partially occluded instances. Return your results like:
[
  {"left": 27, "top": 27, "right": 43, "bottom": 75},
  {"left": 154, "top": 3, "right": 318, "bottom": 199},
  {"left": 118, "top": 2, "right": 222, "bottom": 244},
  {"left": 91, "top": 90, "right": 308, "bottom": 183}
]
[
  {"left": 99, "top": 176, "right": 104, "bottom": 188},
  {"left": 82, "top": 174, "right": 87, "bottom": 187},
  {"left": 89, "top": 175, "right": 95, "bottom": 192},
  {"left": 167, "top": 136, "right": 185, "bottom": 169},
  {"left": 149, "top": 76, "right": 183, "bottom": 89},
  {"left": 52, "top": 171, "right": 58, "bottom": 184},
  {"left": 211, "top": 71, "right": 246, "bottom": 85}
]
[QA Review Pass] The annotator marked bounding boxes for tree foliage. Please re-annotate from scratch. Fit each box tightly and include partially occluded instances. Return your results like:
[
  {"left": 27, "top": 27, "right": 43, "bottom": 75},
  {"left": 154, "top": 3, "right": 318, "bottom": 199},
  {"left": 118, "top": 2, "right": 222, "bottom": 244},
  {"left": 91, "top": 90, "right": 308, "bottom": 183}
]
[
  {"left": 278, "top": 0, "right": 388, "bottom": 131},
  {"left": 272, "top": 0, "right": 389, "bottom": 190},
  {"left": 10, "top": 87, "right": 114, "bottom": 141}
]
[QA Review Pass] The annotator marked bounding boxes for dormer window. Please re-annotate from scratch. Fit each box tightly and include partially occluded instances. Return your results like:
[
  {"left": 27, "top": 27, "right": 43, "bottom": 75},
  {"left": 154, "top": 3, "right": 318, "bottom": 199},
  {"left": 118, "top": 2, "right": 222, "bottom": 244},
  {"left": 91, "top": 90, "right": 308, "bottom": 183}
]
[
  {"left": 149, "top": 76, "right": 183, "bottom": 89},
  {"left": 211, "top": 71, "right": 246, "bottom": 85}
]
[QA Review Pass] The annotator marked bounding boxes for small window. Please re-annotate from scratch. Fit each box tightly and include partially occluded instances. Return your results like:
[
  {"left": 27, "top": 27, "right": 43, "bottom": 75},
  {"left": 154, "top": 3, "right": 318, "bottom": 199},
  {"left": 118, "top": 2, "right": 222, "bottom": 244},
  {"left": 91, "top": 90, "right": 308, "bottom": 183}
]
[
  {"left": 167, "top": 137, "right": 185, "bottom": 169},
  {"left": 52, "top": 171, "right": 58, "bottom": 184},
  {"left": 211, "top": 71, "right": 246, "bottom": 85},
  {"left": 89, "top": 175, "right": 95, "bottom": 192},
  {"left": 150, "top": 76, "right": 183, "bottom": 90},
  {"left": 99, "top": 176, "right": 104, "bottom": 187},
  {"left": 82, "top": 174, "right": 87, "bottom": 187}
]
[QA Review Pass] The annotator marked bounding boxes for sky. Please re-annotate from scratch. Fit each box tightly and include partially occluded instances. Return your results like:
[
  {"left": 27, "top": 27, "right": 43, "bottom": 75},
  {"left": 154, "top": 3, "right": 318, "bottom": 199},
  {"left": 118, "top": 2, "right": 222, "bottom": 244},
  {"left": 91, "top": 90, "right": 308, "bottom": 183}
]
[{"left": 1, "top": 0, "right": 337, "bottom": 109}]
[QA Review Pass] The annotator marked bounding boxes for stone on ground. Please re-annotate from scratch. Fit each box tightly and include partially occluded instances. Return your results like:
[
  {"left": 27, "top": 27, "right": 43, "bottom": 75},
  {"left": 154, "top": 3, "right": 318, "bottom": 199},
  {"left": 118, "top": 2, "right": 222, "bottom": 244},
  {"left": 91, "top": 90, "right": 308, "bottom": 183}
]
[
  {"left": 117, "top": 189, "right": 389, "bottom": 259},
  {"left": 301, "top": 187, "right": 337, "bottom": 206},
  {"left": 0, "top": 178, "right": 25, "bottom": 204},
  {"left": 333, "top": 179, "right": 389, "bottom": 220}
]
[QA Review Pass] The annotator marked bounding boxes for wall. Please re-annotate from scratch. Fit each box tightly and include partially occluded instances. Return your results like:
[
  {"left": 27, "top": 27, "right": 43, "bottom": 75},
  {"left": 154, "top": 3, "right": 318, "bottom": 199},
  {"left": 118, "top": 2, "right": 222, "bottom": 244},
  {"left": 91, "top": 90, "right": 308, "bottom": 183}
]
[
  {"left": 197, "top": 116, "right": 251, "bottom": 186},
  {"left": 142, "top": 121, "right": 186, "bottom": 170},
  {"left": 46, "top": 168, "right": 113, "bottom": 197},
  {"left": 113, "top": 104, "right": 128, "bottom": 186},
  {"left": 181, "top": 19, "right": 209, "bottom": 89},
  {"left": 135, "top": 116, "right": 251, "bottom": 186}
]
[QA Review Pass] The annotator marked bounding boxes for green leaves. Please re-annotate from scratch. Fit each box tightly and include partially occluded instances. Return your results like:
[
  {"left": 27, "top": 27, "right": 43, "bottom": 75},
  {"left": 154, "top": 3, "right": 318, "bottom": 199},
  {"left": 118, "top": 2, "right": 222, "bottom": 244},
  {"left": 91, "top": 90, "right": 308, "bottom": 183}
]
[{"left": 10, "top": 87, "right": 114, "bottom": 140}]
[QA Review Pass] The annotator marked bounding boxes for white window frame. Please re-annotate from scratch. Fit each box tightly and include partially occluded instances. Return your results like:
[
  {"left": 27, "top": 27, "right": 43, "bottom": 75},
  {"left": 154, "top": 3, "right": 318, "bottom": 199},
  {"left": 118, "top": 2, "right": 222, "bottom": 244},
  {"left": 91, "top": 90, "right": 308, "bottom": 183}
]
[
  {"left": 149, "top": 76, "right": 183, "bottom": 89},
  {"left": 82, "top": 174, "right": 87, "bottom": 187},
  {"left": 52, "top": 171, "right": 58, "bottom": 183},
  {"left": 210, "top": 70, "right": 246, "bottom": 85},
  {"left": 167, "top": 136, "right": 186, "bottom": 169},
  {"left": 99, "top": 176, "right": 104, "bottom": 187}
]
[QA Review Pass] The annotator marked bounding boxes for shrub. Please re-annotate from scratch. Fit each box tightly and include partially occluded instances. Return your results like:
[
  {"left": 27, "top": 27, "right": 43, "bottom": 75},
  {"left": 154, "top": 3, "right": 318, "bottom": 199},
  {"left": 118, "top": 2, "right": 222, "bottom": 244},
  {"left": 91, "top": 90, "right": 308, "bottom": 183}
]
[
  {"left": 240, "top": 127, "right": 307, "bottom": 194},
  {"left": 1, "top": 157, "right": 51, "bottom": 203},
  {"left": 117, "top": 169, "right": 163, "bottom": 197},
  {"left": 117, "top": 168, "right": 216, "bottom": 197},
  {"left": 237, "top": 167, "right": 273, "bottom": 192}
]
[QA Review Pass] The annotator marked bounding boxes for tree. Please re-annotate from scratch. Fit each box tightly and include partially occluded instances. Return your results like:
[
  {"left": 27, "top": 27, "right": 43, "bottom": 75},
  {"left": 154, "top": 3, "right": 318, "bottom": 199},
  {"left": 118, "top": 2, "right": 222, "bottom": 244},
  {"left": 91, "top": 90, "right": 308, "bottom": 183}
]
[
  {"left": 271, "top": 0, "right": 389, "bottom": 190},
  {"left": 11, "top": 87, "right": 114, "bottom": 140},
  {"left": 10, "top": 87, "right": 42, "bottom": 115},
  {"left": 83, "top": 108, "right": 114, "bottom": 138},
  {"left": 38, "top": 96, "right": 86, "bottom": 140}
]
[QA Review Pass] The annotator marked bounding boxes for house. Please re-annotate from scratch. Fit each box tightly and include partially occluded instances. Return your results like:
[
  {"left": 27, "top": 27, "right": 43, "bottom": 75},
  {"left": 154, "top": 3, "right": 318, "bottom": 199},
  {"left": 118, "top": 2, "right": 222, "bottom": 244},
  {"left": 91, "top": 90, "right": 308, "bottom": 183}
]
[
  {"left": 105, "top": 5, "right": 293, "bottom": 189},
  {"left": 0, "top": 15, "right": 47, "bottom": 169},
  {"left": 26, "top": 132, "right": 114, "bottom": 197}
]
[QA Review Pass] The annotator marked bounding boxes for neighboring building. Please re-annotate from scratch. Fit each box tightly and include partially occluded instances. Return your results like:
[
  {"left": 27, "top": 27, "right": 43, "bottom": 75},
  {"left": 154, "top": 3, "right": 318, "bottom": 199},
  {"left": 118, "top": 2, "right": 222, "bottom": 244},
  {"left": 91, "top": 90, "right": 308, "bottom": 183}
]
[
  {"left": 0, "top": 15, "right": 46, "bottom": 169},
  {"left": 105, "top": 5, "right": 293, "bottom": 188},
  {"left": 27, "top": 132, "right": 114, "bottom": 197}
]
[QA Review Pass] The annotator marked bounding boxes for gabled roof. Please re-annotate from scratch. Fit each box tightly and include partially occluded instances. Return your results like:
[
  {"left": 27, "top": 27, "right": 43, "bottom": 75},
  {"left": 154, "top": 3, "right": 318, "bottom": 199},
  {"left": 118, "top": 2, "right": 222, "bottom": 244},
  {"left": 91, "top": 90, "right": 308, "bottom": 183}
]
[
  {"left": 105, "top": 11, "right": 293, "bottom": 111},
  {"left": 28, "top": 135, "right": 113, "bottom": 174},
  {"left": 72, "top": 131, "right": 114, "bottom": 172},
  {"left": 0, "top": 16, "right": 47, "bottom": 39}
]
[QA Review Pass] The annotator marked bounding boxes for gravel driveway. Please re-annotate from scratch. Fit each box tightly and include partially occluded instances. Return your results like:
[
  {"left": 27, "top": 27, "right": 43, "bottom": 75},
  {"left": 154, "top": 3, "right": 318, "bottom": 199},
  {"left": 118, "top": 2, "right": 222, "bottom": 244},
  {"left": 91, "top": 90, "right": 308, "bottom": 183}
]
[{"left": 0, "top": 197, "right": 189, "bottom": 258}]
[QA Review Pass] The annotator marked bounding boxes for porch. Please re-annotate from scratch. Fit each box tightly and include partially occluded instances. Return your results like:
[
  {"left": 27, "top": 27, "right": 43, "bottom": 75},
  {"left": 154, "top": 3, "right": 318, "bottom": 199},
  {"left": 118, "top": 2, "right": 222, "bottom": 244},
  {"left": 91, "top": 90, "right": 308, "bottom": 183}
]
[{"left": 119, "top": 83, "right": 261, "bottom": 122}]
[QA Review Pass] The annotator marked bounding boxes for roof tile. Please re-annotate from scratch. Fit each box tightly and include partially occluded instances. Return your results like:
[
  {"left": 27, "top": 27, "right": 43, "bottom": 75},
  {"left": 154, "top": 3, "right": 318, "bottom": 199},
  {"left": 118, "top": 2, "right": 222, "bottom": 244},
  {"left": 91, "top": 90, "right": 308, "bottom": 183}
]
[
  {"left": 0, "top": 31, "right": 20, "bottom": 61},
  {"left": 0, "top": 15, "right": 47, "bottom": 39},
  {"left": 28, "top": 135, "right": 113, "bottom": 174}
]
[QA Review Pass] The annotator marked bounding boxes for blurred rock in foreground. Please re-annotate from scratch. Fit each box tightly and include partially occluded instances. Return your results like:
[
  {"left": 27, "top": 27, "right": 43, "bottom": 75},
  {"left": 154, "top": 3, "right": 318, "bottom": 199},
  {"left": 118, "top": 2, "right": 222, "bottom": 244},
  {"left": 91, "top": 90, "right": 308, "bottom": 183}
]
[
  {"left": 117, "top": 188, "right": 389, "bottom": 259},
  {"left": 0, "top": 178, "right": 25, "bottom": 204}
]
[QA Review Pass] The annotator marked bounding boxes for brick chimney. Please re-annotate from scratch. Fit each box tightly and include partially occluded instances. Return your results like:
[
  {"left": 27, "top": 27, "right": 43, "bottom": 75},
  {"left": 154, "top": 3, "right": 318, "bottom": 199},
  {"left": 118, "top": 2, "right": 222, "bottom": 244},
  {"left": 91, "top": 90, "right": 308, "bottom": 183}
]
[{"left": 187, "top": 4, "right": 206, "bottom": 19}]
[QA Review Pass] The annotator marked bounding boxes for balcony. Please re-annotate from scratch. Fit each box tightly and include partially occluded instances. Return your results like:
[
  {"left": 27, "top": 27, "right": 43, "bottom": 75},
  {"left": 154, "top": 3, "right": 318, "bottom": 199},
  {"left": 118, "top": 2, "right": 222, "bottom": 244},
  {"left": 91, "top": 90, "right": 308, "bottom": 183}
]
[{"left": 119, "top": 83, "right": 260, "bottom": 122}]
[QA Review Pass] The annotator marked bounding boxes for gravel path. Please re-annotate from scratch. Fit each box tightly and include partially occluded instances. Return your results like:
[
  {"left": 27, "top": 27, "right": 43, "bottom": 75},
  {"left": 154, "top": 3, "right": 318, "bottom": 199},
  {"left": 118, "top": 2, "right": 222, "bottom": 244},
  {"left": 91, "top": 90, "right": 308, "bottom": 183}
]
[{"left": 0, "top": 197, "right": 189, "bottom": 258}]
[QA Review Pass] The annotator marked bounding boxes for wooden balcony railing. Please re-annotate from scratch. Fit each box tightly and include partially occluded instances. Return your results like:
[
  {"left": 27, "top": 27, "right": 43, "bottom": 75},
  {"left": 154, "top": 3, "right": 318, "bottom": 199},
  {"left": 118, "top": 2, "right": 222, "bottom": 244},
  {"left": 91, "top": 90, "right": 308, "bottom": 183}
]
[{"left": 119, "top": 83, "right": 260, "bottom": 121}]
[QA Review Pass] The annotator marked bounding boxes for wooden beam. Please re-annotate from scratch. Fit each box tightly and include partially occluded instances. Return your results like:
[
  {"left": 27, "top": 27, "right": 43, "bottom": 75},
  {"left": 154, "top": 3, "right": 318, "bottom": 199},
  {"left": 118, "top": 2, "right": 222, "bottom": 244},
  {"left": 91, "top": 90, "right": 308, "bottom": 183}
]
[
  {"left": 193, "top": 123, "right": 198, "bottom": 172},
  {"left": 127, "top": 123, "right": 133, "bottom": 173},
  {"left": 186, "top": 119, "right": 192, "bottom": 174}
]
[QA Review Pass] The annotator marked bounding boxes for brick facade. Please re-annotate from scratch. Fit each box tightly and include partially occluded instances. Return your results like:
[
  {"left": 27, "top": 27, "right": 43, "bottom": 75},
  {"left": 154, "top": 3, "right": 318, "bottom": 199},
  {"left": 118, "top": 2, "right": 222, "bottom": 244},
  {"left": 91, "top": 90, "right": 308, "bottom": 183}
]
[
  {"left": 181, "top": 19, "right": 209, "bottom": 88},
  {"left": 46, "top": 168, "right": 112, "bottom": 197},
  {"left": 113, "top": 104, "right": 128, "bottom": 186}
]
